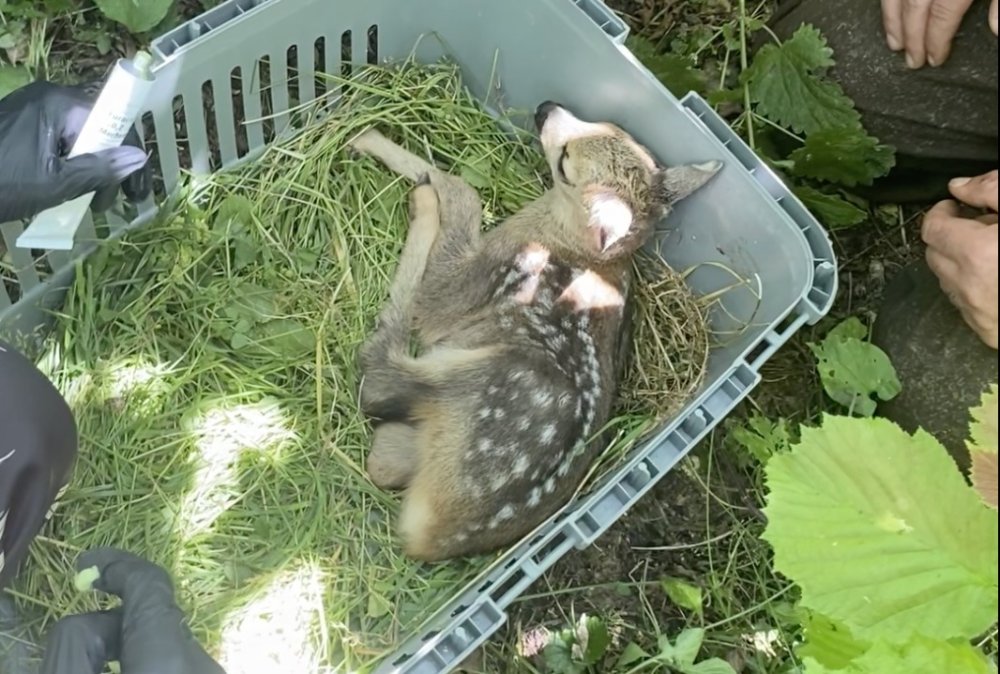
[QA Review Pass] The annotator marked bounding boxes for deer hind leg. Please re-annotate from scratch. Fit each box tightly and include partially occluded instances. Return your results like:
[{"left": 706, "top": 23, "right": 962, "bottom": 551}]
[
  {"left": 368, "top": 422, "right": 420, "bottom": 489},
  {"left": 359, "top": 176, "right": 439, "bottom": 414},
  {"left": 349, "top": 128, "right": 484, "bottom": 283}
]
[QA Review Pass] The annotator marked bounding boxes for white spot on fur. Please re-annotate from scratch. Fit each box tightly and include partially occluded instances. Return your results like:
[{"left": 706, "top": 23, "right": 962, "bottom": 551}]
[
  {"left": 478, "top": 407, "right": 492, "bottom": 420},
  {"left": 513, "top": 455, "right": 530, "bottom": 477},
  {"left": 488, "top": 385, "right": 499, "bottom": 395},
  {"left": 494, "top": 408, "right": 507, "bottom": 420},
  {"left": 496, "top": 504, "right": 516, "bottom": 522},
  {"left": 477, "top": 438, "right": 492, "bottom": 453},
  {"left": 454, "top": 532, "right": 469, "bottom": 543},
  {"left": 490, "top": 474, "right": 508, "bottom": 493},
  {"left": 527, "top": 487, "right": 542, "bottom": 508},
  {"left": 518, "top": 417, "right": 531, "bottom": 432},
  {"left": 517, "top": 243, "right": 550, "bottom": 274},
  {"left": 543, "top": 477, "right": 557, "bottom": 494},
  {"left": 557, "top": 462, "right": 570, "bottom": 477},
  {"left": 587, "top": 191, "right": 633, "bottom": 252},
  {"left": 541, "top": 424, "right": 557, "bottom": 444},
  {"left": 559, "top": 270, "right": 624, "bottom": 311},
  {"left": 532, "top": 391, "right": 553, "bottom": 407}
]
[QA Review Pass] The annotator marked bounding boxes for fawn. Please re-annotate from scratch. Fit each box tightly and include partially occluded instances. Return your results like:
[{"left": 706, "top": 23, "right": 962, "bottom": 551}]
[{"left": 350, "top": 101, "right": 721, "bottom": 561}]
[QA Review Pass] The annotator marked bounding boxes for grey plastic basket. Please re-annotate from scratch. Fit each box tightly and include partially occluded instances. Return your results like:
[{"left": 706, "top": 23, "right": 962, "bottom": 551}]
[{"left": 0, "top": 0, "right": 838, "bottom": 671}]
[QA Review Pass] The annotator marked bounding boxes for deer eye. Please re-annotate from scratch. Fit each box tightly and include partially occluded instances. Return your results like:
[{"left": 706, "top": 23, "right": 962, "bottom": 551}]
[{"left": 557, "top": 146, "right": 570, "bottom": 184}]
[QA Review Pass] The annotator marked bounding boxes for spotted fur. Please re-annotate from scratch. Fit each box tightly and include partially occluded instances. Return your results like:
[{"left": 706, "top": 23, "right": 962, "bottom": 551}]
[{"left": 350, "top": 102, "right": 722, "bottom": 561}]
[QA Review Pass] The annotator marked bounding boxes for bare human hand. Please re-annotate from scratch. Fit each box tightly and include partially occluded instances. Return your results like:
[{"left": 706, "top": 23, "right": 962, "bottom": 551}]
[
  {"left": 881, "top": 0, "right": 999, "bottom": 68},
  {"left": 921, "top": 170, "right": 999, "bottom": 349}
]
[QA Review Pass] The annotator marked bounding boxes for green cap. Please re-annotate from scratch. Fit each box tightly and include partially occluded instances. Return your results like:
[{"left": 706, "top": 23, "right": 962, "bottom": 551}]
[{"left": 132, "top": 50, "right": 154, "bottom": 77}]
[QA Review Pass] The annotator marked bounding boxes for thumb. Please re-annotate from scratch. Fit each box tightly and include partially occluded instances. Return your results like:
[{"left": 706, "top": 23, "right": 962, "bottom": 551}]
[
  {"left": 54, "top": 146, "right": 149, "bottom": 204},
  {"left": 948, "top": 170, "right": 999, "bottom": 212},
  {"left": 991, "top": 0, "right": 998, "bottom": 36}
]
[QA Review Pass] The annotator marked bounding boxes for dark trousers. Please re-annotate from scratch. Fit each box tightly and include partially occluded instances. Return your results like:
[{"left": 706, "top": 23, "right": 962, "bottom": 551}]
[
  {"left": 768, "top": 0, "right": 998, "bottom": 466},
  {"left": 0, "top": 341, "right": 78, "bottom": 590}
]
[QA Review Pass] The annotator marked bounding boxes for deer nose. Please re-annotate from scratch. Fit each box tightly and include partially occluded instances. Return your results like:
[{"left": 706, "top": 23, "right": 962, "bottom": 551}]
[{"left": 534, "top": 101, "right": 561, "bottom": 131}]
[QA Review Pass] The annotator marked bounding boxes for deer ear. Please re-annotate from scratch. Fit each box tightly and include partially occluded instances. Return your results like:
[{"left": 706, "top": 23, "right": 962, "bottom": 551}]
[
  {"left": 585, "top": 188, "right": 633, "bottom": 253},
  {"left": 652, "top": 160, "right": 724, "bottom": 206}
]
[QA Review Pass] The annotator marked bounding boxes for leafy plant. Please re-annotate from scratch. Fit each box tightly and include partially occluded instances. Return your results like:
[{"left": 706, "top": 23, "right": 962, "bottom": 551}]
[
  {"left": 626, "top": 35, "right": 711, "bottom": 98},
  {"left": 92, "top": 0, "right": 173, "bottom": 33},
  {"left": 615, "top": 628, "right": 737, "bottom": 674},
  {"left": 808, "top": 316, "right": 901, "bottom": 416},
  {"left": 730, "top": 413, "right": 797, "bottom": 465},
  {"left": 627, "top": 19, "right": 897, "bottom": 231},
  {"left": 543, "top": 613, "right": 612, "bottom": 674},
  {"left": 760, "top": 388, "right": 999, "bottom": 672},
  {"left": 661, "top": 577, "right": 705, "bottom": 620}
]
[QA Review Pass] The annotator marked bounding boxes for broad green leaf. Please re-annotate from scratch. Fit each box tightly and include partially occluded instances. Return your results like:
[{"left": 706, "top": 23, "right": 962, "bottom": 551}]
[
  {"left": 796, "top": 611, "right": 870, "bottom": 669},
  {"left": 626, "top": 35, "right": 709, "bottom": 96},
  {"left": 686, "top": 658, "right": 738, "bottom": 674},
  {"left": 0, "top": 64, "right": 31, "bottom": 99},
  {"left": 741, "top": 24, "right": 861, "bottom": 135},
  {"left": 366, "top": 591, "right": 391, "bottom": 618},
  {"left": 808, "top": 317, "right": 901, "bottom": 416},
  {"left": 794, "top": 185, "right": 868, "bottom": 230},
  {"left": 730, "top": 414, "right": 795, "bottom": 463},
  {"left": 762, "top": 414, "right": 1000, "bottom": 643},
  {"left": 789, "top": 127, "right": 896, "bottom": 187},
  {"left": 542, "top": 635, "right": 579, "bottom": 674},
  {"left": 615, "top": 642, "right": 650, "bottom": 668},
  {"left": 968, "top": 385, "right": 998, "bottom": 509},
  {"left": 575, "top": 614, "right": 610, "bottom": 665},
  {"left": 94, "top": 0, "right": 173, "bottom": 33},
  {"left": 661, "top": 577, "right": 704, "bottom": 617},
  {"left": 672, "top": 628, "right": 706, "bottom": 666},
  {"left": 802, "top": 656, "right": 838, "bottom": 674},
  {"left": 258, "top": 318, "right": 315, "bottom": 358},
  {"left": 806, "top": 634, "right": 996, "bottom": 673},
  {"left": 826, "top": 316, "right": 866, "bottom": 341}
]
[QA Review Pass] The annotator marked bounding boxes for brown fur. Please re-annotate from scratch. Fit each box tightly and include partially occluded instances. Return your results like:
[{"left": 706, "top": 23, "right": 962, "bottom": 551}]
[{"left": 350, "top": 102, "right": 722, "bottom": 561}]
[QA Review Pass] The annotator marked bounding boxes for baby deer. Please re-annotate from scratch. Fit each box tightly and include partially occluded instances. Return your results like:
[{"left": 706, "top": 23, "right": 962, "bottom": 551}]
[{"left": 350, "top": 102, "right": 721, "bottom": 562}]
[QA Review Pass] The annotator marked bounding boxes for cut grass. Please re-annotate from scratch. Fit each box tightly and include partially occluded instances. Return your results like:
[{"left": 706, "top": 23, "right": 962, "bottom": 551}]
[{"left": 10, "top": 59, "right": 718, "bottom": 672}]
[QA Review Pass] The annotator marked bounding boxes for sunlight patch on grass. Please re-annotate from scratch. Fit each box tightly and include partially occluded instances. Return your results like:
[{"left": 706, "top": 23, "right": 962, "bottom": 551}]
[
  {"left": 216, "top": 561, "right": 333, "bottom": 674},
  {"left": 176, "top": 398, "right": 297, "bottom": 540}
]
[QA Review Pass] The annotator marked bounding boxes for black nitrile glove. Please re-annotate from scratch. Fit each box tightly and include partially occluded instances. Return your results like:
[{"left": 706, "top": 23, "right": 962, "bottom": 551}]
[
  {"left": 0, "top": 79, "right": 152, "bottom": 223},
  {"left": 39, "top": 609, "right": 123, "bottom": 674},
  {"left": 36, "top": 547, "right": 227, "bottom": 674}
]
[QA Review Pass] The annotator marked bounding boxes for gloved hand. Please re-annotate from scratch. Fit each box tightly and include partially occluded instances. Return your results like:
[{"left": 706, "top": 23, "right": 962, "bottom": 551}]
[
  {"left": 38, "top": 547, "right": 226, "bottom": 674},
  {"left": 0, "top": 79, "right": 152, "bottom": 224}
]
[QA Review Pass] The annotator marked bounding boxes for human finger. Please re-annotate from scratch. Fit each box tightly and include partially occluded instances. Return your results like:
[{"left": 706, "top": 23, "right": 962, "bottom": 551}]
[
  {"left": 902, "top": 0, "right": 934, "bottom": 68},
  {"left": 925, "top": 0, "right": 974, "bottom": 65},
  {"left": 882, "top": 0, "right": 906, "bottom": 50},
  {"left": 948, "top": 170, "right": 999, "bottom": 212}
]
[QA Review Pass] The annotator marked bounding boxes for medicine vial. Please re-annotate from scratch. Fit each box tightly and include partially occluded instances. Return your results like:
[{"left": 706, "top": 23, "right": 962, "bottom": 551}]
[{"left": 16, "top": 51, "right": 157, "bottom": 251}]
